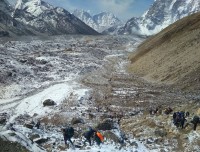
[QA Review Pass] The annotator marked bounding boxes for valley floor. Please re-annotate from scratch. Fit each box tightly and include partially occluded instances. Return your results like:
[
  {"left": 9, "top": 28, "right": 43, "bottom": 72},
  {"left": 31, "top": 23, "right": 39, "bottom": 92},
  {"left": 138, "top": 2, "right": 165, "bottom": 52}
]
[{"left": 0, "top": 35, "right": 199, "bottom": 152}]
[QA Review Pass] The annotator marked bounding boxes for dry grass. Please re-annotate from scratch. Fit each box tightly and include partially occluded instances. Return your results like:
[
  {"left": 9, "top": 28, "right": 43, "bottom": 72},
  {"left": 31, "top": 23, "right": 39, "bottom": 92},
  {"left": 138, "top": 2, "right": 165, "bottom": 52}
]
[
  {"left": 128, "top": 12, "right": 200, "bottom": 91},
  {"left": 40, "top": 113, "right": 69, "bottom": 126}
]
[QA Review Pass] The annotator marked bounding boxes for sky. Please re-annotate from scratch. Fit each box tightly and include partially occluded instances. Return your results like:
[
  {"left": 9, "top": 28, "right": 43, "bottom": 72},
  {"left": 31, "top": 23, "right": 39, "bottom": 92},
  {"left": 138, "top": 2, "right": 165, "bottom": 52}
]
[{"left": 8, "top": 0, "right": 154, "bottom": 21}]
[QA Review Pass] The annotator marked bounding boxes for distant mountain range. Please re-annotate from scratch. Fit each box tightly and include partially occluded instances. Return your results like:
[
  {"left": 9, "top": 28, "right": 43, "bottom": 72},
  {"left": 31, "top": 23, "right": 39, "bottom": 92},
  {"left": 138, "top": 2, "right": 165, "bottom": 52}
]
[
  {"left": 1, "top": 0, "right": 200, "bottom": 37},
  {"left": 118, "top": 0, "right": 200, "bottom": 35},
  {"left": 0, "top": 0, "right": 99, "bottom": 37},
  {"left": 73, "top": 10, "right": 122, "bottom": 33}
]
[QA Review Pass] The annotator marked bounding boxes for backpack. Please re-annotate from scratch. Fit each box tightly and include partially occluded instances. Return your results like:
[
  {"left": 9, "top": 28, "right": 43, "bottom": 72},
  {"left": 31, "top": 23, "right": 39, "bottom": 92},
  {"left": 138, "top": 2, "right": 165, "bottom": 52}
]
[
  {"left": 65, "top": 127, "right": 74, "bottom": 138},
  {"left": 96, "top": 131, "right": 104, "bottom": 142},
  {"left": 193, "top": 116, "right": 200, "bottom": 123}
]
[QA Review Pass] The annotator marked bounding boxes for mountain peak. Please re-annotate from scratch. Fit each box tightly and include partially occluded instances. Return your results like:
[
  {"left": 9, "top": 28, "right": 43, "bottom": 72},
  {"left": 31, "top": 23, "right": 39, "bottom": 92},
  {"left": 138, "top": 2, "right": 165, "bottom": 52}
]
[
  {"left": 73, "top": 10, "right": 122, "bottom": 33},
  {"left": 15, "top": 0, "right": 53, "bottom": 16},
  {"left": 119, "top": 0, "right": 200, "bottom": 35},
  {"left": 13, "top": 0, "right": 99, "bottom": 35}
]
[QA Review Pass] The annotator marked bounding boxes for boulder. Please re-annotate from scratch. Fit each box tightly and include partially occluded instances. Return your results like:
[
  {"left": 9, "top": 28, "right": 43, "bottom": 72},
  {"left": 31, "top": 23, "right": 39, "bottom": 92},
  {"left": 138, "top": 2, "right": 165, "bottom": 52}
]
[
  {"left": 0, "top": 117, "right": 6, "bottom": 124},
  {"left": 0, "top": 113, "right": 8, "bottom": 124},
  {"left": 24, "top": 123, "right": 34, "bottom": 129},
  {"left": 71, "top": 117, "right": 84, "bottom": 125},
  {"left": 29, "top": 134, "right": 40, "bottom": 142},
  {"left": 96, "top": 118, "right": 117, "bottom": 130},
  {"left": 104, "top": 131, "right": 124, "bottom": 144},
  {"left": 34, "top": 138, "right": 49, "bottom": 144},
  {"left": 154, "top": 128, "right": 167, "bottom": 137},
  {"left": 43, "top": 99, "right": 56, "bottom": 107}
]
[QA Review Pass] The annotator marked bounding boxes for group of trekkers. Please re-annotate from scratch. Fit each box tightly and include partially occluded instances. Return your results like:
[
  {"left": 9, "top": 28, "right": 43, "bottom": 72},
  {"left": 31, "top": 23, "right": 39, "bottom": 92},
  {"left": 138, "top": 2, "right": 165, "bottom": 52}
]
[
  {"left": 173, "top": 111, "right": 200, "bottom": 130},
  {"left": 149, "top": 106, "right": 200, "bottom": 131},
  {"left": 61, "top": 126, "right": 104, "bottom": 148}
]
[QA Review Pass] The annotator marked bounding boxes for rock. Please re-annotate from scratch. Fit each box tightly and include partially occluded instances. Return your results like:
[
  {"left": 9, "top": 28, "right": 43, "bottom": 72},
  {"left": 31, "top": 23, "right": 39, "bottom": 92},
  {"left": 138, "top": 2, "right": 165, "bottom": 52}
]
[
  {"left": 146, "top": 138, "right": 154, "bottom": 144},
  {"left": 71, "top": 117, "right": 84, "bottom": 125},
  {"left": 29, "top": 134, "right": 40, "bottom": 141},
  {"left": 129, "top": 141, "right": 138, "bottom": 147},
  {"left": 104, "top": 131, "right": 124, "bottom": 144},
  {"left": 0, "top": 31, "right": 9, "bottom": 37},
  {"left": 96, "top": 118, "right": 117, "bottom": 130},
  {"left": 196, "top": 108, "right": 200, "bottom": 115},
  {"left": 154, "top": 128, "right": 167, "bottom": 137},
  {"left": 0, "top": 116, "right": 6, "bottom": 124},
  {"left": 43, "top": 99, "right": 56, "bottom": 107},
  {"left": 24, "top": 123, "right": 34, "bottom": 129},
  {"left": 34, "top": 138, "right": 49, "bottom": 144}
]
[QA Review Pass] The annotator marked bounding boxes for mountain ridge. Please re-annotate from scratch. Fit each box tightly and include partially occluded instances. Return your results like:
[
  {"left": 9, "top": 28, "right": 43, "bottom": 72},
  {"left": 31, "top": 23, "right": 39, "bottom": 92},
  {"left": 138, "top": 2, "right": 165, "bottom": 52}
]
[
  {"left": 119, "top": 0, "right": 200, "bottom": 36},
  {"left": 73, "top": 9, "right": 122, "bottom": 33}
]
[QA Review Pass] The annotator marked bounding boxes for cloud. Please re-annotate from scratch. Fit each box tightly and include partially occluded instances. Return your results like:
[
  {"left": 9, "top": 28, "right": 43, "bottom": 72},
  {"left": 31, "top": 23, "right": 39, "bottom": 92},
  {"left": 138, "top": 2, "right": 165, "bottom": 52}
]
[{"left": 98, "top": 0, "right": 135, "bottom": 14}]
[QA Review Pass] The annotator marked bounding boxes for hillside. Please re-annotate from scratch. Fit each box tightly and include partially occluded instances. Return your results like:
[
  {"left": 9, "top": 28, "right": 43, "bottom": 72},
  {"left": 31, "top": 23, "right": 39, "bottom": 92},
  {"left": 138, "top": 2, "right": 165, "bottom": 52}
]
[{"left": 128, "top": 12, "right": 200, "bottom": 92}]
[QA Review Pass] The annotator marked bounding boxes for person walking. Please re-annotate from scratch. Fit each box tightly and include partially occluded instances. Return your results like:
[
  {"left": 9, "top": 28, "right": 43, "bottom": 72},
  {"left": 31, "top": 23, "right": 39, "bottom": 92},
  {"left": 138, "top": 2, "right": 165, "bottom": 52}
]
[
  {"left": 62, "top": 126, "right": 74, "bottom": 147},
  {"left": 83, "top": 127, "right": 96, "bottom": 146}
]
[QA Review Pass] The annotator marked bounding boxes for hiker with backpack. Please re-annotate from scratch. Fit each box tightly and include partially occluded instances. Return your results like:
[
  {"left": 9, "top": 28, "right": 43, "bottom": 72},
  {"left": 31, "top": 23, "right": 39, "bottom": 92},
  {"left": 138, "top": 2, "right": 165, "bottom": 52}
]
[
  {"left": 83, "top": 127, "right": 104, "bottom": 146},
  {"left": 62, "top": 126, "right": 75, "bottom": 146},
  {"left": 191, "top": 116, "right": 200, "bottom": 130},
  {"left": 94, "top": 131, "right": 104, "bottom": 146},
  {"left": 83, "top": 127, "right": 96, "bottom": 146}
]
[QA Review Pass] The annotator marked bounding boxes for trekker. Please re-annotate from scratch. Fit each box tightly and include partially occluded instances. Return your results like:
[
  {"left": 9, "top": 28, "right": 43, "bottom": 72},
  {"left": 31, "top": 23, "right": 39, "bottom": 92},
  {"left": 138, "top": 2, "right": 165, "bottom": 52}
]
[
  {"left": 62, "top": 126, "right": 74, "bottom": 146},
  {"left": 191, "top": 116, "right": 200, "bottom": 130},
  {"left": 94, "top": 131, "right": 104, "bottom": 146},
  {"left": 35, "top": 120, "right": 40, "bottom": 129},
  {"left": 180, "top": 114, "right": 186, "bottom": 129},
  {"left": 83, "top": 127, "right": 96, "bottom": 146}
]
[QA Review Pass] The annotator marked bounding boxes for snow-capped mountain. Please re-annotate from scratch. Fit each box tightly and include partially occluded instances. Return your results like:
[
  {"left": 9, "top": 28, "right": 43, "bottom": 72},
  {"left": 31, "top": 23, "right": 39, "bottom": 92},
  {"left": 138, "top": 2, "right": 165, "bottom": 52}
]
[
  {"left": 73, "top": 10, "right": 122, "bottom": 33},
  {"left": 119, "top": 0, "right": 200, "bottom": 35},
  {"left": 13, "top": 0, "right": 99, "bottom": 35},
  {"left": 0, "top": 0, "right": 38, "bottom": 37}
]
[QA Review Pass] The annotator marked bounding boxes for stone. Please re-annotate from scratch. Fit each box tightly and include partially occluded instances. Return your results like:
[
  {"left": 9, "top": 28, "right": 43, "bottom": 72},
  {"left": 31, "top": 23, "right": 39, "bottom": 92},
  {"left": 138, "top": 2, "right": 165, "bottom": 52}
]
[
  {"left": 104, "top": 131, "right": 124, "bottom": 144},
  {"left": 154, "top": 128, "right": 167, "bottom": 137},
  {"left": 43, "top": 99, "right": 56, "bottom": 107},
  {"left": 71, "top": 117, "right": 84, "bottom": 125},
  {"left": 29, "top": 134, "right": 40, "bottom": 141},
  {"left": 34, "top": 138, "right": 49, "bottom": 144},
  {"left": 96, "top": 118, "right": 117, "bottom": 130},
  {"left": 0, "top": 113, "right": 7, "bottom": 124},
  {"left": 24, "top": 123, "right": 34, "bottom": 129}
]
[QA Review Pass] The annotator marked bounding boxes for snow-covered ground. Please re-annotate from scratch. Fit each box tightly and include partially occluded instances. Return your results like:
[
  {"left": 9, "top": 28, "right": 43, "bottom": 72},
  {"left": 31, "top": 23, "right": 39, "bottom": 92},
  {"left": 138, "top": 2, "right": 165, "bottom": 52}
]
[{"left": 0, "top": 35, "right": 152, "bottom": 151}]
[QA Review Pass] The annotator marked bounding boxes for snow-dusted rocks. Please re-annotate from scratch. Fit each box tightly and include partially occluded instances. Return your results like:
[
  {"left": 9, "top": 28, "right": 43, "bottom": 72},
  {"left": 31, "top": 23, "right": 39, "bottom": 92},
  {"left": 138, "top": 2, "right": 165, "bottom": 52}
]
[
  {"left": 119, "top": 0, "right": 200, "bottom": 35},
  {"left": 13, "top": 0, "right": 99, "bottom": 35},
  {"left": 73, "top": 10, "right": 122, "bottom": 33}
]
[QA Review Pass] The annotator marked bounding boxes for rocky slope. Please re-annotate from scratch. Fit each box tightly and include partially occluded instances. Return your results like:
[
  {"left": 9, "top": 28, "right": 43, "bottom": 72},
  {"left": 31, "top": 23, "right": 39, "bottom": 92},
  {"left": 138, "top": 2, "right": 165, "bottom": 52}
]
[
  {"left": 13, "top": 0, "right": 99, "bottom": 35},
  {"left": 0, "top": 34, "right": 200, "bottom": 152},
  {"left": 128, "top": 11, "right": 200, "bottom": 92},
  {"left": 119, "top": 0, "right": 200, "bottom": 35},
  {"left": 73, "top": 10, "right": 122, "bottom": 33}
]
